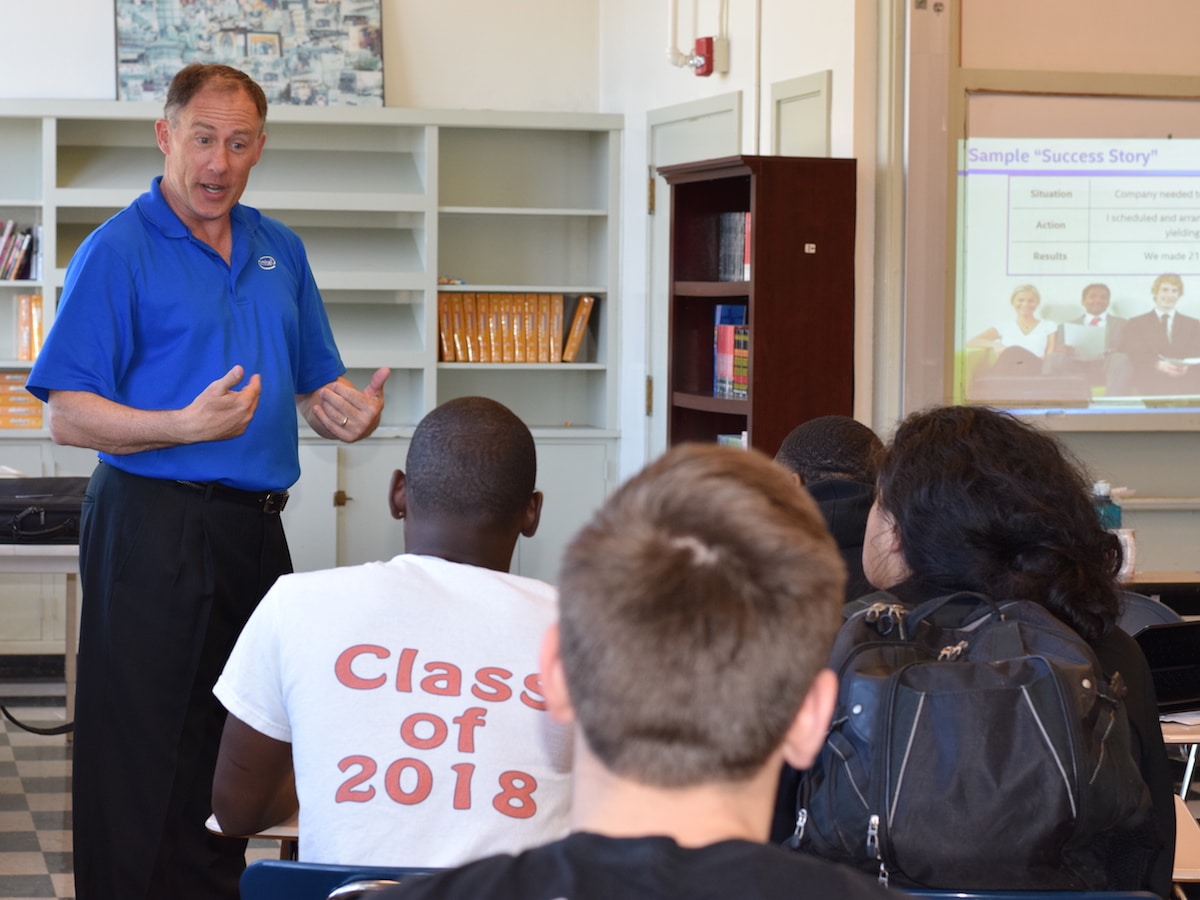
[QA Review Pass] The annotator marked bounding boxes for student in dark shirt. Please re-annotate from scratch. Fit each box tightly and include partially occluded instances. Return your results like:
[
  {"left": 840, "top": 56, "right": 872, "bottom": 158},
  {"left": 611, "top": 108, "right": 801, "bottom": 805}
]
[
  {"left": 373, "top": 444, "right": 892, "bottom": 900},
  {"left": 775, "top": 415, "right": 883, "bottom": 603},
  {"left": 859, "top": 405, "right": 1174, "bottom": 898}
]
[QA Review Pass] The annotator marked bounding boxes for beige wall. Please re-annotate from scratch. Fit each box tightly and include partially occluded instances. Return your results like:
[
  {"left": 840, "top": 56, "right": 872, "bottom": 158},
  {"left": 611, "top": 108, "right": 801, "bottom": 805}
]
[
  {"left": 961, "top": 0, "right": 1200, "bottom": 76},
  {"left": 379, "top": 0, "right": 599, "bottom": 111}
]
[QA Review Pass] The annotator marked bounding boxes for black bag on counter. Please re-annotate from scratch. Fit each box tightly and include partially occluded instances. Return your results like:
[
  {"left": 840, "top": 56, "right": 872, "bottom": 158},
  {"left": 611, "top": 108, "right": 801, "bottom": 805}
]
[{"left": 0, "top": 477, "right": 89, "bottom": 544}]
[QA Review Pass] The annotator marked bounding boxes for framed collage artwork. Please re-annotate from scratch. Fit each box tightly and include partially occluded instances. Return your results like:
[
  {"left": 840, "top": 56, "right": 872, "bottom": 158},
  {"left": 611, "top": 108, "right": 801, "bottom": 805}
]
[{"left": 115, "top": 0, "right": 383, "bottom": 106}]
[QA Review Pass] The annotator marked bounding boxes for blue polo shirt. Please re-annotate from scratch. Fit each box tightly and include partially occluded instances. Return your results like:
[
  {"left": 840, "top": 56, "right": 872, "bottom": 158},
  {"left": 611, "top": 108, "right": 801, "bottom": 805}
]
[{"left": 27, "top": 177, "right": 345, "bottom": 491}]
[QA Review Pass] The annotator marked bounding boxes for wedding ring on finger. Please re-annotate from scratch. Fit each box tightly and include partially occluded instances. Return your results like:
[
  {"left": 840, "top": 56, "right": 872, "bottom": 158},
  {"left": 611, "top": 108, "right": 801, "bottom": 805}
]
[{"left": 341, "top": 415, "right": 348, "bottom": 427}]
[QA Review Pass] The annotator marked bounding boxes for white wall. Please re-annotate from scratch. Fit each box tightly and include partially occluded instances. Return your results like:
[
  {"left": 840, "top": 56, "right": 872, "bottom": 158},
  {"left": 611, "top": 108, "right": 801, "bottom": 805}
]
[
  {"left": 0, "top": 0, "right": 600, "bottom": 110},
  {"left": 378, "top": 0, "right": 599, "bottom": 111},
  {"left": 0, "top": 1, "right": 116, "bottom": 99}
]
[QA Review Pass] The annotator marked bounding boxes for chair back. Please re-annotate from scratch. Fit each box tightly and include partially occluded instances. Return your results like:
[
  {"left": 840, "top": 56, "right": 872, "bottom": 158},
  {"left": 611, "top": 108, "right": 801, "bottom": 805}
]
[
  {"left": 1117, "top": 590, "right": 1183, "bottom": 636},
  {"left": 240, "top": 859, "right": 438, "bottom": 900}
]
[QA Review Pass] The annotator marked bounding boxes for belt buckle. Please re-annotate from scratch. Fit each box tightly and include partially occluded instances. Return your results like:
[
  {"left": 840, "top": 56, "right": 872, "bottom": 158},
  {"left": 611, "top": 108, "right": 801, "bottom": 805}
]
[{"left": 262, "top": 491, "right": 289, "bottom": 514}]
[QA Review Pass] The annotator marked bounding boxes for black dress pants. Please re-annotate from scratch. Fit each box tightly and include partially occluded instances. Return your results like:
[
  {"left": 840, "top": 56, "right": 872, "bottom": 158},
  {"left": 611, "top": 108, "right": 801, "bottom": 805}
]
[{"left": 72, "top": 463, "right": 292, "bottom": 900}]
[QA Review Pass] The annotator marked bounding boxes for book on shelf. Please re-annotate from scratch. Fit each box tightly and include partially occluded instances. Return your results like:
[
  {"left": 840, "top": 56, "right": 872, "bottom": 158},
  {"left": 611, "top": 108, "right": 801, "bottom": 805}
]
[
  {"left": 460, "top": 293, "right": 479, "bottom": 362},
  {"left": 437, "top": 294, "right": 456, "bottom": 361},
  {"left": 437, "top": 292, "right": 583, "bottom": 364},
  {"left": 16, "top": 294, "right": 42, "bottom": 362},
  {"left": 549, "top": 293, "right": 564, "bottom": 363},
  {"left": 717, "top": 211, "right": 751, "bottom": 282},
  {"left": 731, "top": 324, "right": 749, "bottom": 400},
  {"left": 742, "top": 212, "right": 751, "bottom": 280},
  {"left": 561, "top": 295, "right": 596, "bottom": 363},
  {"left": 475, "top": 293, "right": 491, "bottom": 363},
  {"left": 523, "top": 294, "right": 538, "bottom": 364},
  {"left": 498, "top": 295, "right": 515, "bottom": 363},
  {"left": 712, "top": 304, "right": 747, "bottom": 396},
  {"left": 449, "top": 294, "right": 467, "bottom": 362},
  {"left": 0, "top": 221, "right": 14, "bottom": 278},
  {"left": 0, "top": 224, "right": 36, "bottom": 281},
  {"left": 511, "top": 294, "right": 526, "bottom": 363},
  {"left": 714, "top": 324, "right": 737, "bottom": 398}
]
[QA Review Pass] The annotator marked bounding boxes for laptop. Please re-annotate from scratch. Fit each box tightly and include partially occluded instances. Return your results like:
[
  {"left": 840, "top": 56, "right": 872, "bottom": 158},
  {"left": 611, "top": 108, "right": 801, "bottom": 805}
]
[{"left": 1134, "top": 621, "right": 1200, "bottom": 715}]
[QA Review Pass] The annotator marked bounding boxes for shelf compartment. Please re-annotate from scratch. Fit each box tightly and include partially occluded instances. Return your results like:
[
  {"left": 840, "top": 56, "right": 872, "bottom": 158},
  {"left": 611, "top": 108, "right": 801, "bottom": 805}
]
[
  {"left": 344, "top": 366, "right": 426, "bottom": 430},
  {"left": 290, "top": 223, "right": 425, "bottom": 282},
  {"left": 439, "top": 128, "right": 609, "bottom": 210},
  {"left": 56, "top": 119, "right": 429, "bottom": 203},
  {"left": 437, "top": 366, "right": 609, "bottom": 431},
  {"left": 327, "top": 302, "right": 428, "bottom": 368},
  {"left": 0, "top": 120, "right": 43, "bottom": 203},
  {"left": 439, "top": 213, "right": 607, "bottom": 287},
  {"left": 669, "top": 404, "right": 748, "bottom": 447},
  {"left": 670, "top": 296, "right": 746, "bottom": 398}
]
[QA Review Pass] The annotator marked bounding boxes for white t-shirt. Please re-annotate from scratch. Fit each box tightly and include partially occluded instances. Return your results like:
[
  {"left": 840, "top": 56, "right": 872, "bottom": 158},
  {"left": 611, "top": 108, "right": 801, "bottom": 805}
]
[
  {"left": 995, "top": 317, "right": 1057, "bottom": 357},
  {"left": 214, "top": 554, "right": 571, "bottom": 868}
]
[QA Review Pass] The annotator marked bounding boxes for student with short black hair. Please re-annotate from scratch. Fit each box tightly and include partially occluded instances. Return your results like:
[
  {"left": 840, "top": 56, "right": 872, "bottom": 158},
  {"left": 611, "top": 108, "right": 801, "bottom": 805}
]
[
  {"left": 212, "top": 396, "right": 571, "bottom": 870},
  {"left": 775, "top": 414, "right": 882, "bottom": 603},
  {"left": 375, "top": 443, "right": 892, "bottom": 900}
]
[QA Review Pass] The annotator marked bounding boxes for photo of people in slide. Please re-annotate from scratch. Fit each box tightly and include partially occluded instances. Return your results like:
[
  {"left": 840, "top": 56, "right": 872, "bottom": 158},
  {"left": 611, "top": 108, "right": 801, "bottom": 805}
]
[{"left": 956, "top": 137, "right": 1200, "bottom": 413}]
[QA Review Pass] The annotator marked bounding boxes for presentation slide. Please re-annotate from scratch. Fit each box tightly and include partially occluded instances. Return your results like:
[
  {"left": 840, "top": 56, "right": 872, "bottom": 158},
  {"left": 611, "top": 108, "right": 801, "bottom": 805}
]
[{"left": 956, "top": 137, "right": 1200, "bottom": 415}]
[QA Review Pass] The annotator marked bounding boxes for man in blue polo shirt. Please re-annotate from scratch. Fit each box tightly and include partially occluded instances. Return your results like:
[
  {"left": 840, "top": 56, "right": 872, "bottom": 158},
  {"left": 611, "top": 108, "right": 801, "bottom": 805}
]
[{"left": 26, "top": 63, "right": 389, "bottom": 900}]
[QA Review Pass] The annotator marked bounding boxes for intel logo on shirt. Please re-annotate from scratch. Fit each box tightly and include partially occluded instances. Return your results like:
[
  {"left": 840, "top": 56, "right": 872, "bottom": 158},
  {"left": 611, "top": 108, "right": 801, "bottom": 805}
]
[{"left": 258, "top": 256, "right": 277, "bottom": 270}]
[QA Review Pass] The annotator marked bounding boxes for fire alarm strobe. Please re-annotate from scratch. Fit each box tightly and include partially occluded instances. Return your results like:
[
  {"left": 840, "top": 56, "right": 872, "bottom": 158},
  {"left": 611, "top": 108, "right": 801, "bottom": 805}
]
[{"left": 694, "top": 36, "right": 714, "bottom": 77}]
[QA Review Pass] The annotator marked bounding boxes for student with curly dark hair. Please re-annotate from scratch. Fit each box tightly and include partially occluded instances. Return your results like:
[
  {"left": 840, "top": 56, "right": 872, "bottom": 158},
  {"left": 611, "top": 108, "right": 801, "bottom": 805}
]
[{"left": 861, "top": 404, "right": 1174, "bottom": 897}]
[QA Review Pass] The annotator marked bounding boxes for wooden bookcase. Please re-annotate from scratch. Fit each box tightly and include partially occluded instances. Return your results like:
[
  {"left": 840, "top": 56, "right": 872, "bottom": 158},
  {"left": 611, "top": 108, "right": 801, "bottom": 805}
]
[{"left": 657, "top": 154, "right": 856, "bottom": 456}]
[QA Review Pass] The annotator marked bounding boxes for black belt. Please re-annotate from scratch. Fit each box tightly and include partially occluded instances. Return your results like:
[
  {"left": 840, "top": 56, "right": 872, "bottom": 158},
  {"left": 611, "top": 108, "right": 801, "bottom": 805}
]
[{"left": 175, "top": 480, "right": 289, "bottom": 514}]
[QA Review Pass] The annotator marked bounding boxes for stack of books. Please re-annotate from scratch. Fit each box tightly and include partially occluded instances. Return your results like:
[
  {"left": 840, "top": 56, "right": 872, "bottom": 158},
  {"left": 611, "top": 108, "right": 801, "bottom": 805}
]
[
  {"left": 16, "top": 294, "right": 42, "bottom": 361},
  {"left": 717, "top": 211, "right": 751, "bottom": 282},
  {"left": 0, "top": 222, "right": 38, "bottom": 281},
  {"left": 0, "top": 372, "right": 42, "bottom": 429},
  {"left": 713, "top": 304, "right": 749, "bottom": 398},
  {"left": 437, "top": 293, "right": 596, "bottom": 364}
]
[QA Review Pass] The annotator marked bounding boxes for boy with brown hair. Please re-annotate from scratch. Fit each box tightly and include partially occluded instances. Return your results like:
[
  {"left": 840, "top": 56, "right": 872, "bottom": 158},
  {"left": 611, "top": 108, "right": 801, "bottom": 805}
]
[{"left": 375, "top": 443, "right": 893, "bottom": 900}]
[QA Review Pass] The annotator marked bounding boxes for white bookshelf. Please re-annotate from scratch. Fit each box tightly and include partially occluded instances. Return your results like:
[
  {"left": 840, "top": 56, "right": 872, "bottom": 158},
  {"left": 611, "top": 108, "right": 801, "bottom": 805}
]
[{"left": 0, "top": 100, "right": 622, "bottom": 608}]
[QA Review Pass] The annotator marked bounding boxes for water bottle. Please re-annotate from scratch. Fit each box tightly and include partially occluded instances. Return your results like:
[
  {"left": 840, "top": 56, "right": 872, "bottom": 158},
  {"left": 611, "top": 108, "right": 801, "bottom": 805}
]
[{"left": 1093, "top": 480, "right": 1122, "bottom": 530}]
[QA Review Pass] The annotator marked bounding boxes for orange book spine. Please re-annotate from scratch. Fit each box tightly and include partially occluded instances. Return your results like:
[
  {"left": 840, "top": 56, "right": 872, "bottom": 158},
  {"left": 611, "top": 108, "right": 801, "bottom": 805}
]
[
  {"left": 536, "top": 294, "right": 551, "bottom": 363},
  {"left": 475, "top": 294, "right": 491, "bottom": 363},
  {"left": 561, "top": 295, "right": 595, "bottom": 363},
  {"left": 30, "top": 294, "right": 42, "bottom": 359},
  {"left": 499, "top": 294, "right": 515, "bottom": 363},
  {"left": 523, "top": 294, "right": 538, "bottom": 363},
  {"left": 16, "top": 294, "right": 32, "bottom": 362},
  {"left": 549, "top": 294, "right": 564, "bottom": 363},
  {"left": 511, "top": 292, "right": 526, "bottom": 363},
  {"left": 461, "top": 293, "right": 478, "bottom": 362},
  {"left": 437, "top": 293, "right": 456, "bottom": 361},
  {"left": 449, "top": 295, "right": 467, "bottom": 362}
]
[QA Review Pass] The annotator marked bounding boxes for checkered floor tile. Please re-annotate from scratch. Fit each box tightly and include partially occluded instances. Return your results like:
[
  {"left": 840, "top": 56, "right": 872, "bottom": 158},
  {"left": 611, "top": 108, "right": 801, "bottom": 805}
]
[{"left": 0, "top": 695, "right": 283, "bottom": 900}]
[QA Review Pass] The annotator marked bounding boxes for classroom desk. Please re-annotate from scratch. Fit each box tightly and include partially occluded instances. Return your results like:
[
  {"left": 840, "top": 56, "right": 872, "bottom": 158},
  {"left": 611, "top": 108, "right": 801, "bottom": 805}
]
[
  {"left": 206, "top": 811, "right": 298, "bottom": 859},
  {"left": 0, "top": 544, "right": 78, "bottom": 729},
  {"left": 1125, "top": 571, "right": 1200, "bottom": 616},
  {"left": 1175, "top": 795, "right": 1200, "bottom": 882}
]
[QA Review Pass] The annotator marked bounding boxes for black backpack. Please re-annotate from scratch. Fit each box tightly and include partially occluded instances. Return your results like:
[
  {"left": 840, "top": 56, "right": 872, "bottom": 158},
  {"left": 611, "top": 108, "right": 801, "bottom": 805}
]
[{"left": 785, "top": 591, "right": 1152, "bottom": 890}]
